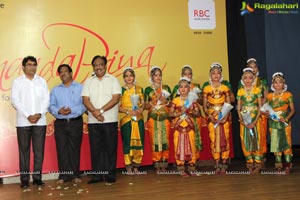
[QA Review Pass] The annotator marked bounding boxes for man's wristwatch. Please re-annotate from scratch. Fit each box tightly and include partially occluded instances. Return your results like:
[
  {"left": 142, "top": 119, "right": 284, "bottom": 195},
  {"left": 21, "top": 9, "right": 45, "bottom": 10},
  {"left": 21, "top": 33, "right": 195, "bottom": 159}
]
[{"left": 100, "top": 109, "right": 104, "bottom": 115}]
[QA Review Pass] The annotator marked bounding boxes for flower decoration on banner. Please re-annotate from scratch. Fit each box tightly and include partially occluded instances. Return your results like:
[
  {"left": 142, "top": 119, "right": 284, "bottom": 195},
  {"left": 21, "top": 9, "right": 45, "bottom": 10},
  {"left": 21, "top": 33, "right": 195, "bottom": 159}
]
[
  {"left": 46, "top": 120, "right": 55, "bottom": 136},
  {"left": 83, "top": 122, "right": 89, "bottom": 134}
]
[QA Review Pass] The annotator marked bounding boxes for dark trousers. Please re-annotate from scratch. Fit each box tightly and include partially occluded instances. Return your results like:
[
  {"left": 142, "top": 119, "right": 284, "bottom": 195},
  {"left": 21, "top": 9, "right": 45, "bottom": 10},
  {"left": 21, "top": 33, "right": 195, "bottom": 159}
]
[
  {"left": 17, "top": 126, "right": 46, "bottom": 182},
  {"left": 88, "top": 122, "right": 118, "bottom": 180},
  {"left": 54, "top": 118, "right": 83, "bottom": 180}
]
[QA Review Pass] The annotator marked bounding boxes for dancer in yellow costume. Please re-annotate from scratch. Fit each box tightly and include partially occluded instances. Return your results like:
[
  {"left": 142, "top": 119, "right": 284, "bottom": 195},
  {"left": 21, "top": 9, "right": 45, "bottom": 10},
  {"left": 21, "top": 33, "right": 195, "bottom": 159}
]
[
  {"left": 237, "top": 68, "right": 262, "bottom": 174},
  {"left": 119, "top": 67, "right": 145, "bottom": 175},
  {"left": 169, "top": 77, "right": 200, "bottom": 177},
  {"left": 239, "top": 58, "right": 268, "bottom": 166},
  {"left": 144, "top": 66, "right": 171, "bottom": 173},
  {"left": 171, "top": 65, "right": 202, "bottom": 160},
  {"left": 265, "top": 72, "right": 295, "bottom": 174},
  {"left": 202, "top": 63, "right": 231, "bottom": 174}
]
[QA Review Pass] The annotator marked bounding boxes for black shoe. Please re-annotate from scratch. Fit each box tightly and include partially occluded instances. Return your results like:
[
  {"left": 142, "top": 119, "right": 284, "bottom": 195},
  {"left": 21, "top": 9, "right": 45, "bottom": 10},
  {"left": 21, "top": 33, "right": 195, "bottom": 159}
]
[
  {"left": 87, "top": 178, "right": 104, "bottom": 184},
  {"left": 32, "top": 180, "right": 45, "bottom": 186},
  {"left": 106, "top": 178, "right": 116, "bottom": 183},
  {"left": 20, "top": 181, "right": 29, "bottom": 188}
]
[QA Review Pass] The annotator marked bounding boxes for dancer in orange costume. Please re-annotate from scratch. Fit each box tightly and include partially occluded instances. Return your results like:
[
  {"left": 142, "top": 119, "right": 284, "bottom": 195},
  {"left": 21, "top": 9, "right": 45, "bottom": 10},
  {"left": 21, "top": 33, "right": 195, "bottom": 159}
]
[
  {"left": 144, "top": 66, "right": 171, "bottom": 173},
  {"left": 202, "top": 63, "right": 231, "bottom": 174},
  {"left": 169, "top": 77, "right": 200, "bottom": 177},
  {"left": 172, "top": 65, "right": 202, "bottom": 162}
]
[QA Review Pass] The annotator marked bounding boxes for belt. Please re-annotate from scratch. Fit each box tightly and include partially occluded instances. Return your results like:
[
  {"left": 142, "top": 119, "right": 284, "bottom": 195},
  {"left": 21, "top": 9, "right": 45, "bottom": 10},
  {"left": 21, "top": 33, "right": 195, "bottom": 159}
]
[
  {"left": 209, "top": 105, "right": 222, "bottom": 111},
  {"left": 56, "top": 116, "right": 82, "bottom": 122},
  {"left": 242, "top": 106, "right": 257, "bottom": 112}
]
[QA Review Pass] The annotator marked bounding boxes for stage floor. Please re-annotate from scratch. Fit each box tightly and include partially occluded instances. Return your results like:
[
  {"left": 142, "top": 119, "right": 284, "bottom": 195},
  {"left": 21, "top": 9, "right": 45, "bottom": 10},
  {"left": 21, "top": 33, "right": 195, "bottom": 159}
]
[{"left": 1, "top": 150, "right": 300, "bottom": 200}]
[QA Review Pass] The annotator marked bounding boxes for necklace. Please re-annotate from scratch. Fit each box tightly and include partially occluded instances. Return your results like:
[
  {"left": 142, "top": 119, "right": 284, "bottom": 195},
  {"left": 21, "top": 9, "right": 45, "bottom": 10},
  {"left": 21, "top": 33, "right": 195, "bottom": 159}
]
[
  {"left": 125, "top": 84, "right": 136, "bottom": 95},
  {"left": 244, "top": 86, "right": 253, "bottom": 101},
  {"left": 272, "top": 91, "right": 283, "bottom": 107},
  {"left": 180, "top": 95, "right": 187, "bottom": 107},
  {"left": 152, "top": 83, "right": 162, "bottom": 95},
  {"left": 151, "top": 83, "right": 162, "bottom": 106},
  {"left": 211, "top": 82, "right": 221, "bottom": 99}
]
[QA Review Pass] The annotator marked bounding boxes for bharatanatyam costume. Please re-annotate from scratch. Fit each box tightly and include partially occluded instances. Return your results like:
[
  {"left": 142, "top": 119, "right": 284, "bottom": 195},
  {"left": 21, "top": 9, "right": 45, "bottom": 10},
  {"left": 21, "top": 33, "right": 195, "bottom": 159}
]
[
  {"left": 239, "top": 58, "right": 269, "bottom": 164},
  {"left": 172, "top": 82, "right": 202, "bottom": 153},
  {"left": 172, "top": 66, "right": 203, "bottom": 161},
  {"left": 144, "top": 66, "right": 172, "bottom": 172},
  {"left": 237, "top": 68, "right": 262, "bottom": 173},
  {"left": 170, "top": 77, "right": 200, "bottom": 176},
  {"left": 266, "top": 72, "right": 294, "bottom": 174},
  {"left": 120, "top": 84, "right": 145, "bottom": 171},
  {"left": 202, "top": 63, "right": 231, "bottom": 173}
]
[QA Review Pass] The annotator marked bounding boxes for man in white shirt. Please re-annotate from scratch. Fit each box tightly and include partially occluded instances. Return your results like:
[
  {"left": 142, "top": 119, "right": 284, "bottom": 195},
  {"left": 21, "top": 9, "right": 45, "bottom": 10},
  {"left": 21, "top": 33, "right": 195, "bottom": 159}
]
[
  {"left": 82, "top": 55, "right": 121, "bottom": 184},
  {"left": 11, "top": 56, "right": 49, "bottom": 188}
]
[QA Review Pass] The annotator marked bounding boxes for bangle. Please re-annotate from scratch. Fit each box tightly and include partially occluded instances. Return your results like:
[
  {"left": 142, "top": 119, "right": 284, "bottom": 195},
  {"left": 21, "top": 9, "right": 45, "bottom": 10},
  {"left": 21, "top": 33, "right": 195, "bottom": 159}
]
[{"left": 126, "top": 110, "right": 129, "bottom": 115}]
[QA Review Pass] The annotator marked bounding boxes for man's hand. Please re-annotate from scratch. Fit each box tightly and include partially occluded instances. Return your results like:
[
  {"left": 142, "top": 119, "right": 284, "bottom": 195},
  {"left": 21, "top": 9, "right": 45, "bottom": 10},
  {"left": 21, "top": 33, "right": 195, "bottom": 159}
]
[
  {"left": 27, "top": 113, "right": 42, "bottom": 124},
  {"left": 96, "top": 115, "right": 104, "bottom": 122},
  {"left": 92, "top": 109, "right": 101, "bottom": 118},
  {"left": 58, "top": 107, "right": 71, "bottom": 115}
]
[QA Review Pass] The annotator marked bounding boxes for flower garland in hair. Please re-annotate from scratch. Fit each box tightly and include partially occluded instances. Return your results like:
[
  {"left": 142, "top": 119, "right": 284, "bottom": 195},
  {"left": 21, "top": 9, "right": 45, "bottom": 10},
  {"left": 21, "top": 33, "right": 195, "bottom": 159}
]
[
  {"left": 178, "top": 77, "right": 191, "bottom": 84},
  {"left": 182, "top": 65, "right": 192, "bottom": 70},
  {"left": 246, "top": 58, "right": 256, "bottom": 64}
]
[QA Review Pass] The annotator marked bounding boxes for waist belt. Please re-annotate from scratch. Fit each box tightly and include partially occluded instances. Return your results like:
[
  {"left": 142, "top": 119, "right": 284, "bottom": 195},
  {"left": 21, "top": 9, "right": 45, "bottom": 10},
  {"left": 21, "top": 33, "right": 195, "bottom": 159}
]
[
  {"left": 242, "top": 106, "right": 257, "bottom": 112},
  {"left": 209, "top": 105, "right": 222, "bottom": 111},
  {"left": 56, "top": 116, "right": 82, "bottom": 122}
]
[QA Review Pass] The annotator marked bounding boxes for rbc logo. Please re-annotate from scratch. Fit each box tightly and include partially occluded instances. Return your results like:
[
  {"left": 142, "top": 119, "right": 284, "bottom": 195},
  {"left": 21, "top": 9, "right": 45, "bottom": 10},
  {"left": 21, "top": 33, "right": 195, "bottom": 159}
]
[
  {"left": 188, "top": 0, "right": 216, "bottom": 30},
  {"left": 194, "top": 10, "right": 210, "bottom": 17}
]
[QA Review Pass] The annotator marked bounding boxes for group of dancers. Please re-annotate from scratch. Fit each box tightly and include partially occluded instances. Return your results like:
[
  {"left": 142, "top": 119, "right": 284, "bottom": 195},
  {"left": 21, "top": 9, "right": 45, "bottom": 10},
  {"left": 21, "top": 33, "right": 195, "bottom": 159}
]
[{"left": 119, "top": 58, "right": 295, "bottom": 176}]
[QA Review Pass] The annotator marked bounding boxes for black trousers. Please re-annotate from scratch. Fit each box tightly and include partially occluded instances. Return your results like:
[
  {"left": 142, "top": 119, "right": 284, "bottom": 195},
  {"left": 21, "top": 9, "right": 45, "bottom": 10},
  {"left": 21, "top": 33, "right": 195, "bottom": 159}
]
[
  {"left": 17, "top": 126, "right": 46, "bottom": 182},
  {"left": 88, "top": 122, "right": 118, "bottom": 180},
  {"left": 54, "top": 118, "right": 83, "bottom": 181}
]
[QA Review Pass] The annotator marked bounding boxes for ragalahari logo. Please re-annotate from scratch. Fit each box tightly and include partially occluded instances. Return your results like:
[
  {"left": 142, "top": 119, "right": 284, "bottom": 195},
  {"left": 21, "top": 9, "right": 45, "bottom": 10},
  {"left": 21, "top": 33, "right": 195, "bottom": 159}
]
[{"left": 240, "top": 1, "right": 254, "bottom": 16}]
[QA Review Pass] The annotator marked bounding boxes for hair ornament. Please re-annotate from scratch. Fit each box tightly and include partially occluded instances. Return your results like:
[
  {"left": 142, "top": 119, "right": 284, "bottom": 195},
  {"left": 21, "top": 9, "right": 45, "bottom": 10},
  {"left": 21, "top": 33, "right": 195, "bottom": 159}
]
[
  {"left": 123, "top": 66, "right": 134, "bottom": 73},
  {"left": 247, "top": 58, "right": 257, "bottom": 63},
  {"left": 272, "top": 72, "right": 284, "bottom": 79},
  {"left": 182, "top": 65, "right": 192, "bottom": 70}
]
